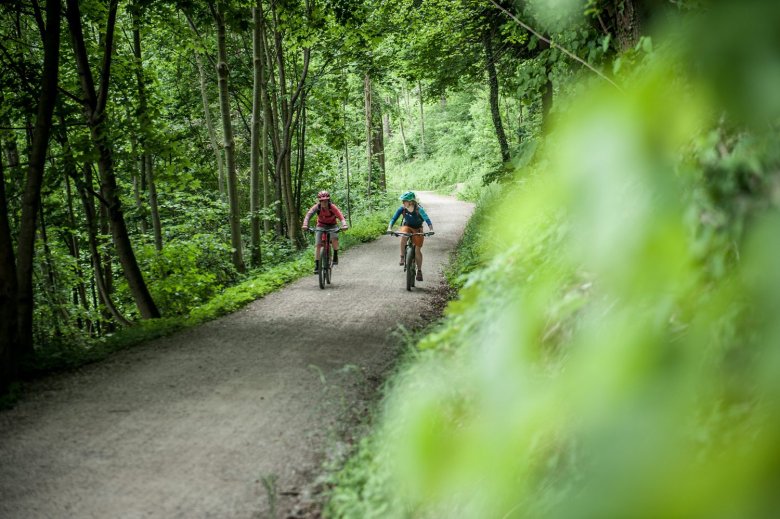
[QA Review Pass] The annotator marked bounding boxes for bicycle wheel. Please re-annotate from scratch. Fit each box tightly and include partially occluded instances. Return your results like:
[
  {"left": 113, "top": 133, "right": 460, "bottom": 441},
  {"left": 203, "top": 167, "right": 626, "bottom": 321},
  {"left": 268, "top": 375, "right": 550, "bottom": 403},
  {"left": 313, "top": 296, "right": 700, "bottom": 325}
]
[
  {"left": 319, "top": 249, "right": 328, "bottom": 289},
  {"left": 405, "top": 245, "right": 415, "bottom": 291},
  {"left": 326, "top": 258, "right": 332, "bottom": 284}
]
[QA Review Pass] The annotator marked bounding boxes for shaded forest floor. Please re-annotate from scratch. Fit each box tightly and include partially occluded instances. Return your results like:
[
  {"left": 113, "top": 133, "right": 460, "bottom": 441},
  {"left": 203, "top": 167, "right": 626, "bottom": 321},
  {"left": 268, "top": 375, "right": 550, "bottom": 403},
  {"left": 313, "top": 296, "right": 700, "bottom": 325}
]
[{"left": 0, "top": 192, "right": 473, "bottom": 518}]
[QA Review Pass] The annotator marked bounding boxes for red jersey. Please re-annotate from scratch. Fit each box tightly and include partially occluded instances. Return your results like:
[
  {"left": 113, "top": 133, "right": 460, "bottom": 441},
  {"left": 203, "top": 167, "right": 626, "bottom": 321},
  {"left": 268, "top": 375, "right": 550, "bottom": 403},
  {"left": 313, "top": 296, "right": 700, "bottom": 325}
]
[{"left": 303, "top": 202, "right": 346, "bottom": 227}]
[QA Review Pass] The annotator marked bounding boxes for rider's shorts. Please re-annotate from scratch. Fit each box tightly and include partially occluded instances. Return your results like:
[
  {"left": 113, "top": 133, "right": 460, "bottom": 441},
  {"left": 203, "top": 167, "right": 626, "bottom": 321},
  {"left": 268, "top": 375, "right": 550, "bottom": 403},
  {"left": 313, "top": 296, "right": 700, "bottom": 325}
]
[
  {"left": 315, "top": 224, "right": 340, "bottom": 245},
  {"left": 400, "top": 226, "right": 424, "bottom": 247}
]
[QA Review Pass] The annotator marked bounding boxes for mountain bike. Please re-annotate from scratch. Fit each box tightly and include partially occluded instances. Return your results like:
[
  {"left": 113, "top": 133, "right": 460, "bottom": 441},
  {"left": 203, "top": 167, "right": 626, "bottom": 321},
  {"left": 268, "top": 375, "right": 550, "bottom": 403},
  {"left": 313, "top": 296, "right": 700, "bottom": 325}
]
[
  {"left": 308, "top": 227, "right": 343, "bottom": 289},
  {"left": 387, "top": 230, "right": 435, "bottom": 291}
]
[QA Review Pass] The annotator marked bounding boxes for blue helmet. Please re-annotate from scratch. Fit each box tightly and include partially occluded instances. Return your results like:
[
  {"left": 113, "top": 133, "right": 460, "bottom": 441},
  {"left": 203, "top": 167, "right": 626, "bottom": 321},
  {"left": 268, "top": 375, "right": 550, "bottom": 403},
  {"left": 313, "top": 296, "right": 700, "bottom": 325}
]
[{"left": 399, "top": 191, "right": 416, "bottom": 202}]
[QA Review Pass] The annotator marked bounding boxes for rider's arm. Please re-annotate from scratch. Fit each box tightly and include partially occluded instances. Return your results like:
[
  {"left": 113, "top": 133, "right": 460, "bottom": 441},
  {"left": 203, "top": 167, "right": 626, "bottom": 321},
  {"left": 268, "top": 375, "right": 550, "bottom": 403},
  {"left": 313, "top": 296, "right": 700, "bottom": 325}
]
[
  {"left": 332, "top": 204, "right": 348, "bottom": 227},
  {"left": 388, "top": 207, "right": 403, "bottom": 230},
  {"left": 302, "top": 204, "right": 318, "bottom": 228},
  {"left": 418, "top": 206, "right": 433, "bottom": 230}
]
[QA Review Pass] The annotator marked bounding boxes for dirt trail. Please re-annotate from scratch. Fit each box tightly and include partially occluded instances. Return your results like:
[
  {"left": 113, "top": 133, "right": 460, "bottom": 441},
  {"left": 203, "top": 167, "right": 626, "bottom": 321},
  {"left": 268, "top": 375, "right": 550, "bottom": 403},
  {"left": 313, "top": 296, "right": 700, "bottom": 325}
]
[{"left": 0, "top": 193, "right": 473, "bottom": 518}]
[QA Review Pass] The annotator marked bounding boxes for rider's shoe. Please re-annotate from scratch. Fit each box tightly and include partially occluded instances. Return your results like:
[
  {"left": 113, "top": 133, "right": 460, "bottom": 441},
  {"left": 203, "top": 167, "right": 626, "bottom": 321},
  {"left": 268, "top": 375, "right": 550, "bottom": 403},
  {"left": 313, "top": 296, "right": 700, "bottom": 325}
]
[
  {"left": 332, "top": 251, "right": 339, "bottom": 265},
  {"left": 313, "top": 260, "right": 320, "bottom": 274},
  {"left": 416, "top": 270, "right": 423, "bottom": 282},
  {"left": 399, "top": 255, "right": 404, "bottom": 266}
]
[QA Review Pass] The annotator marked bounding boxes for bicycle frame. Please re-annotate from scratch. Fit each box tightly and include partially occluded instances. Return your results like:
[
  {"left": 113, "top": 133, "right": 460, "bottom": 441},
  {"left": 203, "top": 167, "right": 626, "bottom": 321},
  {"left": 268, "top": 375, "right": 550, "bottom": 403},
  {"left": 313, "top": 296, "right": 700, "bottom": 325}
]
[
  {"left": 387, "top": 230, "right": 434, "bottom": 291},
  {"left": 309, "top": 227, "right": 342, "bottom": 289}
]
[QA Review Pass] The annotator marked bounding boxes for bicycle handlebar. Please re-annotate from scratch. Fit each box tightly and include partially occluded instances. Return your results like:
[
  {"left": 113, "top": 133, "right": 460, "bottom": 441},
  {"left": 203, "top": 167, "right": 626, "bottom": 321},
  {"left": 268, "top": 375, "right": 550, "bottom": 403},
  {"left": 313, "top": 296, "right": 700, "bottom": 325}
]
[
  {"left": 306, "top": 227, "right": 345, "bottom": 233},
  {"left": 386, "top": 231, "right": 435, "bottom": 237}
]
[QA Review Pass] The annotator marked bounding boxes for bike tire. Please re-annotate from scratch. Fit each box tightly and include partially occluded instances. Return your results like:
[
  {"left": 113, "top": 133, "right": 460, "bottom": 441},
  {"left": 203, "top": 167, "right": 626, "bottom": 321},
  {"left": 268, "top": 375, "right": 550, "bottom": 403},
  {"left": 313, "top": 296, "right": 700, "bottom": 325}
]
[
  {"left": 405, "top": 245, "right": 415, "bottom": 291},
  {"left": 319, "top": 250, "right": 327, "bottom": 289},
  {"left": 326, "top": 261, "right": 331, "bottom": 284}
]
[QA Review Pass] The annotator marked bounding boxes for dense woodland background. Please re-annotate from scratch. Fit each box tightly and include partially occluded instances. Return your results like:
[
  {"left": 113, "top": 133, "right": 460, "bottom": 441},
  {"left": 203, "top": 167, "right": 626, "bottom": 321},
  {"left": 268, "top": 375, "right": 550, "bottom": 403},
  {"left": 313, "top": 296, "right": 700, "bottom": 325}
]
[{"left": 2, "top": 0, "right": 780, "bottom": 515}]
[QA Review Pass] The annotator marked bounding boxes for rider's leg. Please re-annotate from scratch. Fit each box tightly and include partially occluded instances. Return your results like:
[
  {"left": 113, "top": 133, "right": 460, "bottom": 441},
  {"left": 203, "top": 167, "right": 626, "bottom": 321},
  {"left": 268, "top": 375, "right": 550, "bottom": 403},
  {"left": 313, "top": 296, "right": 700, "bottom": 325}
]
[
  {"left": 332, "top": 236, "right": 339, "bottom": 264},
  {"left": 314, "top": 243, "right": 322, "bottom": 273},
  {"left": 415, "top": 234, "right": 424, "bottom": 281}
]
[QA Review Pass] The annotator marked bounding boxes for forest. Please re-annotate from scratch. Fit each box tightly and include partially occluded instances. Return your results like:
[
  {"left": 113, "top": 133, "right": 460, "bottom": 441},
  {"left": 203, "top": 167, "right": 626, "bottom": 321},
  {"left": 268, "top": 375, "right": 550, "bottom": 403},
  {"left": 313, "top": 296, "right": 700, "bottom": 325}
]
[{"left": 2, "top": 0, "right": 780, "bottom": 516}]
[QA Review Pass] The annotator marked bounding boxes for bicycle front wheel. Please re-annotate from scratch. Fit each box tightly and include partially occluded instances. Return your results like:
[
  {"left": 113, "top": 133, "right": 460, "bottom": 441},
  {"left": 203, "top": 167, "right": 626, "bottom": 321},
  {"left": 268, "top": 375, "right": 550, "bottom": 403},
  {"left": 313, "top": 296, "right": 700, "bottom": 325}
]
[
  {"left": 405, "top": 245, "right": 415, "bottom": 291},
  {"left": 319, "top": 250, "right": 328, "bottom": 289}
]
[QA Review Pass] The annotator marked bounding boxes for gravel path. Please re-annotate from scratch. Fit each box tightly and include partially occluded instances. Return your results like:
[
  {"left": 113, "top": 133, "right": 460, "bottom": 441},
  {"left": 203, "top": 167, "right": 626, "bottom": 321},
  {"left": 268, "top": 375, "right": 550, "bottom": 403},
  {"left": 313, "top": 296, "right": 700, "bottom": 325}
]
[{"left": 0, "top": 193, "right": 473, "bottom": 518}]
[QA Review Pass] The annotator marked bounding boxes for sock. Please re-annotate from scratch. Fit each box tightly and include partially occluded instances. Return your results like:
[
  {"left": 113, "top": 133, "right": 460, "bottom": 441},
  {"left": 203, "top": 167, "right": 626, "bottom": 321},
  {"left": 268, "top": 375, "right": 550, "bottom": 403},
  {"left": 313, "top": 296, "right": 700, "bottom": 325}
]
[{"left": 333, "top": 250, "right": 338, "bottom": 260}]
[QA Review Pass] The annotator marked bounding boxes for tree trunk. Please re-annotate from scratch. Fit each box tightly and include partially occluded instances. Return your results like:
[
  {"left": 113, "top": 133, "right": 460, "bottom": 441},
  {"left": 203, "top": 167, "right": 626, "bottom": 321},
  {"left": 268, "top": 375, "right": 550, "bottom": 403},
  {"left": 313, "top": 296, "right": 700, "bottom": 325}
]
[
  {"left": 130, "top": 135, "right": 148, "bottom": 234},
  {"left": 263, "top": 43, "right": 284, "bottom": 237},
  {"left": 0, "top": 150, "right": 18, "bottom": 393},
  {"left": 250, "top": 2, "right": 264, "bottom": 267},
  {"left": 14, "top": 0, "right": 61, "bottom": 371},
  {"left": 539, "top": 38, "right": 553, "bottom": 133},
  {"left": 364, "top": 72, "right": 373, "bottom": 198},
  {"left": 383, "top": 109, "right": 391, "bottom": 138},
  {"left": 146, "top": 154, "right": 162, "bottom": 250},
  {"left": 342, "top": 89, "right": 352, "bottom": 227},
  {"left": 294, "top": 94, "right": 306, "bottom": 213},
  {"left": 259, "top": 20, "right": 271, "bottom": 235},
  {"left": 39, "top": 203, "right": 67, "bottom": 332},
  {"left": 212, "top": 3, "right": 246, "bottom": 273},
  {"left": 396, "top": 95, "right": 408, "bottom": 159},
  {"left": 417, "top": 80, "right": 426, "bottom": 156},
  {"left": 132, "top": 8, "right": 162, "bottom": 251},
  {"left": 76, "top": 164, "right": 131, "bottom": 327},
  {"left": 66, "top": 0, "right": 160, "bottom": 318},
  {"left": 373, "top": 123, "right": 386, "bottom": 191},
  {"left": 270, "top": 0, "right": 309, "bottom": 245},
  {"left": 132, "top": 5, "right": 161, "bottom": 252},
  {"left": 613, "top": 0, "right": 640, "bottom": 52},
  {"left": 186, "top": 13, "right": 226, "bottom": 197},
  {"left": 483, "top": 27, "right": 510, "bottom": 162},
  {"left": 63, "top": 173, "right": 90, "bottom": 320}
]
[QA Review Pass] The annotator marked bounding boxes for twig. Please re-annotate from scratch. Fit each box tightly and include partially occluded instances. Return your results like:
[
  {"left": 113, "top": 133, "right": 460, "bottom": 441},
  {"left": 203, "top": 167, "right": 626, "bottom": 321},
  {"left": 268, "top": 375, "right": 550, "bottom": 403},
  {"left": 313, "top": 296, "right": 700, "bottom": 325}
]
[{"left": 489, "top": 0, "right": 623, "bottom": 93}]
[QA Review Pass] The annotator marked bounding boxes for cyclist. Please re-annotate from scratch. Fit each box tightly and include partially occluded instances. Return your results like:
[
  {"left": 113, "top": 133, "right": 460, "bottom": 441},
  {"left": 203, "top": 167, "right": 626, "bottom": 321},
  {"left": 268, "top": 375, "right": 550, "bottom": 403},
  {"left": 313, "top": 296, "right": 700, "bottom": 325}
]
[
  {"left": 387, "top": 191, "right": 433, "bottom": 281},
  {"left": 302, "top": 191, "right": 348, "bottom": 274}
]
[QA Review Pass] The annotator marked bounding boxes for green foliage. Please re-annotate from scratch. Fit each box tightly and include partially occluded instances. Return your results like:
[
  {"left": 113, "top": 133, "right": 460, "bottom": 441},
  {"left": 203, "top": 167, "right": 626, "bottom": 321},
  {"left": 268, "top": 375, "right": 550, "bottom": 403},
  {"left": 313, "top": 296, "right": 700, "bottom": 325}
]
[
  {"left": 29, "top": 211, "right": 388, "bottom": 377},
  {"left": 326, "top": 2, "right": 780, "bottom": 517},
  {"left": 132, "top": 236, "right": 239, "bottom": 316}
]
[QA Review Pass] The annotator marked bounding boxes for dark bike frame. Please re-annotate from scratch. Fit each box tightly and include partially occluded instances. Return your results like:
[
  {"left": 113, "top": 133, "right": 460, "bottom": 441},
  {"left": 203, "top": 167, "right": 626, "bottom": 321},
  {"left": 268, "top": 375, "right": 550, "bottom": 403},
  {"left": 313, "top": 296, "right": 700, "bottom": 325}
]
[
  {"left": 388, "top": 230, "right": 434, "bottom": 291},
  {"left": 309, "top": 227, "right": 342, "bottom": 289}
]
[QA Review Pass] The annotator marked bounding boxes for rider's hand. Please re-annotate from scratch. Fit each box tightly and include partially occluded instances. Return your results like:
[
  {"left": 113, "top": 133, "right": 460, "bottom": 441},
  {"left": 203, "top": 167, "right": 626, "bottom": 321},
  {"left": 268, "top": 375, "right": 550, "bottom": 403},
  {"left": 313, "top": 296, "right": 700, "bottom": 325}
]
[
  {"left": 341, "top": 226, "right": 348, "bottom": 231},
  {"left": 302, "top": 226, "right": 308, "bottom": 231},
  {"left": 386, "top": 226, "right": 392, "bottom": 233}
]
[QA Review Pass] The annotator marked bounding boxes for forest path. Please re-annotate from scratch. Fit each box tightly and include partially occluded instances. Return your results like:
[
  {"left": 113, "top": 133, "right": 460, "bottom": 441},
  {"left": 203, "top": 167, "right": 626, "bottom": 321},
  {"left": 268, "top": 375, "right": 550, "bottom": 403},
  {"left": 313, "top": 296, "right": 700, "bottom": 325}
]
[{"left": 0, "top": 193, "right": 473, "bottom": 518}]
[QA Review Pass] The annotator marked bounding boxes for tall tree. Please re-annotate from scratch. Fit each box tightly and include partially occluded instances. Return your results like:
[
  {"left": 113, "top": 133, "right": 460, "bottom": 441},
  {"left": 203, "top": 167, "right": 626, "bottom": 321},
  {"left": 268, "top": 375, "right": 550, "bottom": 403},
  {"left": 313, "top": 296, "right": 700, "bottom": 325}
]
[
  {"left": 249, "top": 0, "right": 265, "bottom": 266},
  {"left": 483, "top": 21, "right": 510, "bottom": 162},
  {"left": 1, "top": 0, "right": 61, "bottom": 392},
  {"left": 211, "top": 1, "right": 246, "bottom": 272},
  {"left": 417, "top": 80, "right": 425, "bottom": 155},
  {"left": 364, "top": 72, "right": 373, "bottom": 197},
  {"left": 132, "top": 3, "right": 163, "bottom": 250},
  {"left": 185, "top": 10, "right": 226, "bottom": 196},
  {"left": 0, "top": 149, "right": 18, "bottom": 393},
  {"left": 65, "top": 0, "right": 160, "bottom": 318},
  {"left": 268, "top": 0, "right": 310, "bottom": 245}
]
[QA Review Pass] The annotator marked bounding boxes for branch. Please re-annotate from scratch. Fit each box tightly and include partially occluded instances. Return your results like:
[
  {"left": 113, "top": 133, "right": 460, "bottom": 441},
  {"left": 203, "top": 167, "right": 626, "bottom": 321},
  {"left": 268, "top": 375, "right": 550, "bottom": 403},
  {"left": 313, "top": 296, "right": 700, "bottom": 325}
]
[
  {"left": 95, "top": 0, "right": 119, "bottom": 115},
  {"left": 488, "top": 0, "right": 623, "bottom": 93},
  {"left": 57, "top": 85, "right": 85, "bottom": 105}
]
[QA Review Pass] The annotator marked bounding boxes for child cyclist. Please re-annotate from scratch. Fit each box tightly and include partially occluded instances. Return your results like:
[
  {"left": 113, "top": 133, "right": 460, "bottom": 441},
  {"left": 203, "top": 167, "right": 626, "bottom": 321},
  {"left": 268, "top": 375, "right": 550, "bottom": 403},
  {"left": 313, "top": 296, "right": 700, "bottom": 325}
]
[
  {"left": 302, "top": 191, "right": 348, "bottom": 274},
  {"left": 387, "top": 191, "right": 433, "bottom": 281}
]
